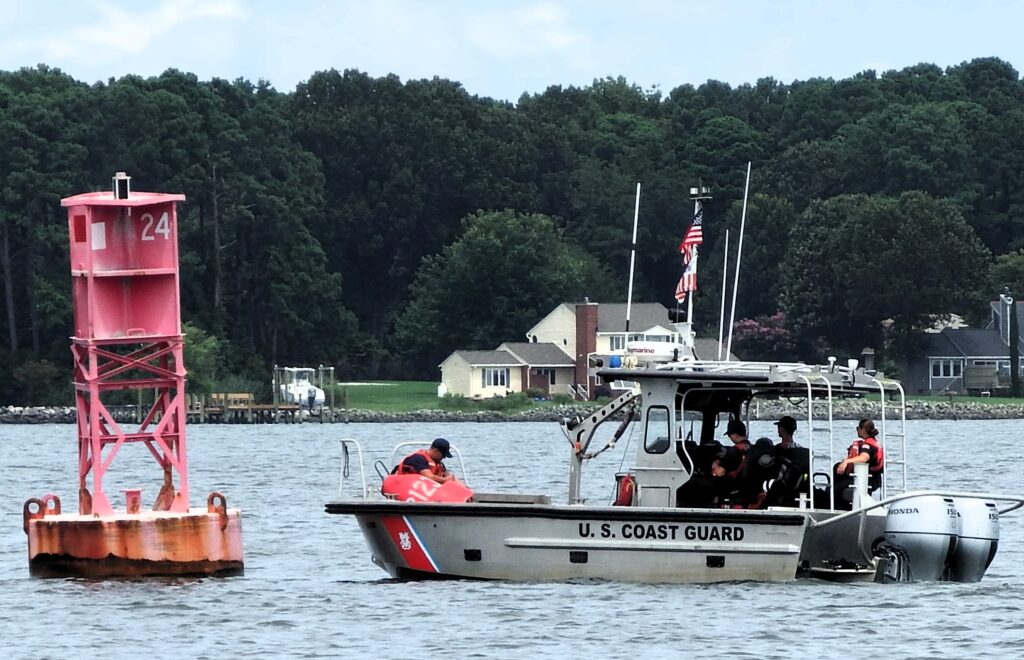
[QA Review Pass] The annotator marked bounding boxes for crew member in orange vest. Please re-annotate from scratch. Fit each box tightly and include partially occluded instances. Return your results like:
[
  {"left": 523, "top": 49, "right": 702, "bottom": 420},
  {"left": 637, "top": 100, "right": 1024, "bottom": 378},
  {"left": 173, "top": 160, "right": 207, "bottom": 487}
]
[
  {"left": 397, "top": 438, "right": 456, "bottom": 484},
  {"left": 834, "top": 418, "right": 885, "bottom": 504}
]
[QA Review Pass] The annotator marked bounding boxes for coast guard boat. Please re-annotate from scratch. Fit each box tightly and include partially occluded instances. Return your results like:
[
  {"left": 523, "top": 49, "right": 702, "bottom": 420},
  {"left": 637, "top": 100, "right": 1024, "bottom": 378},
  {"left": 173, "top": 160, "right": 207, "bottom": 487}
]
[{"left": 326, "top": 322, "right": 1024, "bottom": 583}]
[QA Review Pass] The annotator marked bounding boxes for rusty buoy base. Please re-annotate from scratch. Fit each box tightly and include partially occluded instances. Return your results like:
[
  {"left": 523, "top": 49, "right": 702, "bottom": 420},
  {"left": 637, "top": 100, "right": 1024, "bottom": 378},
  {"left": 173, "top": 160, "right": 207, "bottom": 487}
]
[
  {"left": 25, "top": 494, "right": 244, "bottom": 579},
  {"left": 28, "top": 555, "right": 243, "bottom": 578}
]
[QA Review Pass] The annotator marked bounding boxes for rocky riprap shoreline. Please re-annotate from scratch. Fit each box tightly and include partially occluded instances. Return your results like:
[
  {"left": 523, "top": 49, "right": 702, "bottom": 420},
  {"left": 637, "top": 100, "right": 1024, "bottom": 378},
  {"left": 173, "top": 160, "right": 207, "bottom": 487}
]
[{"left": 3, "top": 399, "right": 1024, "bottom": 424}]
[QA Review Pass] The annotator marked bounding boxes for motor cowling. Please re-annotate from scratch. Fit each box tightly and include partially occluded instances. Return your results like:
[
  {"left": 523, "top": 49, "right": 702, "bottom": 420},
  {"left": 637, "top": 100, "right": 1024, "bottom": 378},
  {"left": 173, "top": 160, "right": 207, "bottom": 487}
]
[
  {"left": 884, "top": 495, "right": 960, "bottom": 582},
  {"left": 948, "top": 498, "right": 999, "bottom": 583}
]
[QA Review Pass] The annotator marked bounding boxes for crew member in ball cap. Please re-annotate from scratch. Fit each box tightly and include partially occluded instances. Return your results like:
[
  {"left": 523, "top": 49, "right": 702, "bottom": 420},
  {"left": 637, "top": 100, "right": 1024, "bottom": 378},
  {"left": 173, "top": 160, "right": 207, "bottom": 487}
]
[
  {"left": 722, "top": 419, "right": 750, "bottom": 478},
  {"left": 396, "top": 438, "right": 456, "bottom": 483},
  {"left": 774, "top": 415, "right": 801, "bottom": 449}
]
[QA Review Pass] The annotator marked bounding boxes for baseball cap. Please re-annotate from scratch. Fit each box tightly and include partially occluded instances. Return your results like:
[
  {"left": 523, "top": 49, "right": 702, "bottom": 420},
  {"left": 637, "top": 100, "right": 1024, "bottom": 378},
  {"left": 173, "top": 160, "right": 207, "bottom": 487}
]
[
  {"left": 431, "top": 438, "right": 453, "bottom": 458},
  {"left": 723, "top": 419, "right": 747, "bottom": 437},
  {"left": 775, "top": 415, "right": 797, "bottom": 433}
]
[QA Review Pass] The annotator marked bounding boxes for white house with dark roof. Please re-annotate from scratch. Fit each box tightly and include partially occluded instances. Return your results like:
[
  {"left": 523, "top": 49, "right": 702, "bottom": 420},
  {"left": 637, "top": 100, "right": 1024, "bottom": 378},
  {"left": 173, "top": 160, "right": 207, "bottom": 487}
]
[
  {"left": 439, "top": 301, "right": 737, "bottom": 399},
  {"left": 901, "top": 299, "right": 1024, "bottom": 394}
]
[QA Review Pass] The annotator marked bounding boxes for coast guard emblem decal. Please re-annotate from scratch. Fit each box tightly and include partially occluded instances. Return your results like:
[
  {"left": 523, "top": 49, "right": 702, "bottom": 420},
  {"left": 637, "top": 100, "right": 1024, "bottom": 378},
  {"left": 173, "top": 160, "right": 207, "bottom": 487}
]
[{"left": 381, "top": 515, "right": 440, "bottom": 573}]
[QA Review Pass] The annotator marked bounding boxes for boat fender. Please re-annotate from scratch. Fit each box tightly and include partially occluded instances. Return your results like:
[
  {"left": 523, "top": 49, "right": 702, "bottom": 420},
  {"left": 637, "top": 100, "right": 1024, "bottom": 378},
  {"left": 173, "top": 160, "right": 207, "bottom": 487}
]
[{"left": 614, "top": 473, "right": 636, "bottom": 506}]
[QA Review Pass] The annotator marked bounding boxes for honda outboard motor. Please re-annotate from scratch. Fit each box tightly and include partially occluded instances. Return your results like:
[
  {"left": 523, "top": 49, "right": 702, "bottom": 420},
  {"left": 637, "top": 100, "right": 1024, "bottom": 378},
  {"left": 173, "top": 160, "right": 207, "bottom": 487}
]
[
  {"left": 949, "top": 498, "right": 999, "bottom": 582},
  {"left": 884, "top": 496, "right": 960, "bottom": 582}
]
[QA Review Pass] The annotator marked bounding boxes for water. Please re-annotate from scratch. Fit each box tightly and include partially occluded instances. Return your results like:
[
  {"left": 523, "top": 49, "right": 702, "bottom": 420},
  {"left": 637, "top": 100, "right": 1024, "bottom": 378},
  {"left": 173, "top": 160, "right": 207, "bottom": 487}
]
[{"left": 2, "top": 419, "right": 1024, "bottom": 659}]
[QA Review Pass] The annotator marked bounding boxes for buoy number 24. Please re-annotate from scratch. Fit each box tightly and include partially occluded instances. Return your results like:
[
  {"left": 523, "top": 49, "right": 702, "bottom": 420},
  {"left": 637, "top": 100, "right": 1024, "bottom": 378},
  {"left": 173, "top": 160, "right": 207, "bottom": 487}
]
[{"left": 140, "top": 212, "right": 171, "bottom": 241}]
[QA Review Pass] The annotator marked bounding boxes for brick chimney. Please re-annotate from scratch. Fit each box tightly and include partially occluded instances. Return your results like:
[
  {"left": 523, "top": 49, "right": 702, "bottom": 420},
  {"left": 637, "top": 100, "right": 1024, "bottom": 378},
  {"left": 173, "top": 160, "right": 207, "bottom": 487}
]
[{"left": 575, "top": 301, "right": 598, "bottom": 396}]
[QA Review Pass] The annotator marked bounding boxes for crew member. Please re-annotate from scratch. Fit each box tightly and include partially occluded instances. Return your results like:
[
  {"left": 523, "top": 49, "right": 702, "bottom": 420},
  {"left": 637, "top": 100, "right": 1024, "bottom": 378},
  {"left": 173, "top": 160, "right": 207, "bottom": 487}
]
[
  {"left": 774, "top": 415, "right": 801, "bottom": 449},
  {"left": 397, "top": 438, "right": 456, "bottom": 484},
  {"left": 834, "top": 419, "right": 884, "bottom": 504},
  {"left": 722, "top": 419, "right": 750, "bottom": 478}
]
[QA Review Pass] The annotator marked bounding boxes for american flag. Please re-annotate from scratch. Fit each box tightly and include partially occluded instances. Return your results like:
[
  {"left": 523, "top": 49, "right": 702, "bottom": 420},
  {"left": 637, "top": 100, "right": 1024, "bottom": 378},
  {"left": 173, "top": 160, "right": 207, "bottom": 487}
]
[
  {"left": 675, "top": 249, "right": 698, "bottom": 302},
  {"left": 678, "top": 206, "right": 704, "bottom": 264}
]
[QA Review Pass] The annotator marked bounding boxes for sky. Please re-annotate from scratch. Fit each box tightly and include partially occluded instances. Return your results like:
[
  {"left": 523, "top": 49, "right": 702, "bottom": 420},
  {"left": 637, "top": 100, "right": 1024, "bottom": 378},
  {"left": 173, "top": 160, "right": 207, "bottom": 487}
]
[{"left": 1, "top": 0, "right": 1023, "bottom": 102}]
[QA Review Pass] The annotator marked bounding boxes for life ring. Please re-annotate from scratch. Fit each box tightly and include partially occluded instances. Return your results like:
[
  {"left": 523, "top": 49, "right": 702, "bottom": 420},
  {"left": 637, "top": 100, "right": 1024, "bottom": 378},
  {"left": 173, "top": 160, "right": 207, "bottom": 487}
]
[{"left": 614, "top": 473, "right": 636, "bottom": 506}]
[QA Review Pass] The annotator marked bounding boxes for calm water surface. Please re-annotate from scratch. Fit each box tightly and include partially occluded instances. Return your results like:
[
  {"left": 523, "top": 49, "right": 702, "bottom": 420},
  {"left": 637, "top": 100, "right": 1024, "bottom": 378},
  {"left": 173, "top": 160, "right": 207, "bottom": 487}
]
[{"left": 2, "top": 419, "right": 1024, "bottom": 659}]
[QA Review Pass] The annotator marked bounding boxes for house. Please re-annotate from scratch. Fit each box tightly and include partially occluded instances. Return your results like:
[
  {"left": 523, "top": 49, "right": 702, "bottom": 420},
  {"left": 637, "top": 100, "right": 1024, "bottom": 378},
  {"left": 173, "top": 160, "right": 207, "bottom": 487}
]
[
  {"left": 439, "top": 301, "right": 737, "bottom": 399},
  {"left": 901, "top": 299, "right": 1024, "bottom": 395}
]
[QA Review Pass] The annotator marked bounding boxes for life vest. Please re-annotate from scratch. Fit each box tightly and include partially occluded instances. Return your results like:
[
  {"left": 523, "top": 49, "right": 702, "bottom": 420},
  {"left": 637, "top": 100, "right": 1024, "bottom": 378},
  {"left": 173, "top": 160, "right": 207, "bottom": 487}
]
[
  {"left": 398, "top": 449, "right": 444, "bottom": 476},
  {"left": 847, "top": 437, "right": 884, "bottom": 473},
  {"left": 613, "top": 474, "right": 636, "bottom": 506}
]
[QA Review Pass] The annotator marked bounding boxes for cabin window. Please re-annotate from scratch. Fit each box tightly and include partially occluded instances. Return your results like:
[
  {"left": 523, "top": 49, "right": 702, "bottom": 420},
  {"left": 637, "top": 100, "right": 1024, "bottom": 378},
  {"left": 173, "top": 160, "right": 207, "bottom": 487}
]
[
  {"left": 930, "top": 359, "right": 962, "bottom": 378},
  {"left": 644, "top": 406, "right": 671, "bottom": 454},
  {"left": 610, "top": 335, "right": 626, "bottom": 351},
  {"left": 482, "top": 368, "right": 509, "bottom": 387}
]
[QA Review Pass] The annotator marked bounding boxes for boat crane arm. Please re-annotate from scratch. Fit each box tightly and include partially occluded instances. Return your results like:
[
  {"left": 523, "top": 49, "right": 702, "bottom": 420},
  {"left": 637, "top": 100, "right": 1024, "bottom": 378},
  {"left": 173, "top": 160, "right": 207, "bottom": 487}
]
[{"left": 561, "top": 390, "right": 639, "bottom": 460}]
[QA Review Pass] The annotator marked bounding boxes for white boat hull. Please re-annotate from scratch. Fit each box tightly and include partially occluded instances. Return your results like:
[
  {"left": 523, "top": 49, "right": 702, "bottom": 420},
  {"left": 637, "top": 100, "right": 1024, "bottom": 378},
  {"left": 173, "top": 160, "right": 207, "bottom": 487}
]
[{"left": 328, "top": 499, "right": 808, "bottom": 583}]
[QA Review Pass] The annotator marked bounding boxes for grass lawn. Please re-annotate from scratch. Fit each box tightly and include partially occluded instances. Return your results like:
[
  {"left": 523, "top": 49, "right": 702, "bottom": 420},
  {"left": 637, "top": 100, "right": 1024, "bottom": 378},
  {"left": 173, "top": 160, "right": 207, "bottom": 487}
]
[{"left": 334, "top": 381, "right": 441, "bottom": 411}]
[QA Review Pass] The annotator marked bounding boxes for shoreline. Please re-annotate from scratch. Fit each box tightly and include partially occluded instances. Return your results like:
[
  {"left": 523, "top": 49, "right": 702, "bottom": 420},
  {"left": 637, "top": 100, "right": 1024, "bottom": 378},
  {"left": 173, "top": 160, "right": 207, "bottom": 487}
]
[{"left": 3, "top": 399, "right": 1024, "bottom": 423}]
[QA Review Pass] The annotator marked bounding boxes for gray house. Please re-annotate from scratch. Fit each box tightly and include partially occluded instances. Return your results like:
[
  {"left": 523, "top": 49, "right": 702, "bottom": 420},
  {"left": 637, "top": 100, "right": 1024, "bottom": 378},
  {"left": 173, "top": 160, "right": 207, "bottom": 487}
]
[{"left": 902, "top": 300, "right": 1024, "bottom": 395}]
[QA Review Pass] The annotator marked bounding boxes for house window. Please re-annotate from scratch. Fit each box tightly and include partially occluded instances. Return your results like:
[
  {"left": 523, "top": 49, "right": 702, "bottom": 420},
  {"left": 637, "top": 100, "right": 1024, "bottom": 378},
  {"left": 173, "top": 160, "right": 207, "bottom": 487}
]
[
  {"left": 610, "top": 335, "right": 625, "bottom": 351},
  {"left": 482, "top": 368, "right": 509, "bottom": 387},
  {"left": 930, "top": 359, "right": 962, "bottom": 378},
  {"left": 628, "top": 333, "right": 643, "bottom": 342}
]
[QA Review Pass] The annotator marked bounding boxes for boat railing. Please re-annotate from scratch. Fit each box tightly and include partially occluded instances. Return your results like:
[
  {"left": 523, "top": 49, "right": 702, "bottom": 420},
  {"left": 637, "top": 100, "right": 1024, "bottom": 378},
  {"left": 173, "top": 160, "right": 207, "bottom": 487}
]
[
  {"left": 389, "top": 441, "right": 471, "bottom": 488},
  {"left": 809, "top": 489, "right": 1024, "bottom": 564},
  {"left": 797, "top": 372, "right": 836, "bottom": 510},
  {"left": 659, "top": 359, "right": 901, "bottom": 391},
  {"left": 337, "top": 439, "right": 371, "bottom": 501}
]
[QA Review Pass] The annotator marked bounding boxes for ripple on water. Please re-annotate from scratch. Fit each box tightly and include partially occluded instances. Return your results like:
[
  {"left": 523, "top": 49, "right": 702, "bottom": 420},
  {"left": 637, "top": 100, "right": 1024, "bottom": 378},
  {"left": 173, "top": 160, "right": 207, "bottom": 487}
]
[{"left": 3, "top": 421, "right": 1024, "bottom": 657}]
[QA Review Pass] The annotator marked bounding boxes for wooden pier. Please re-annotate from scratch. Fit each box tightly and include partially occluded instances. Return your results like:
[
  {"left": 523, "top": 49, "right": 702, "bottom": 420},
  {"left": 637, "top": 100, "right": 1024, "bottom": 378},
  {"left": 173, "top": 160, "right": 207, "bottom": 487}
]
[{"left": 184, "top": 393, "right": 334, "bottom": 424}]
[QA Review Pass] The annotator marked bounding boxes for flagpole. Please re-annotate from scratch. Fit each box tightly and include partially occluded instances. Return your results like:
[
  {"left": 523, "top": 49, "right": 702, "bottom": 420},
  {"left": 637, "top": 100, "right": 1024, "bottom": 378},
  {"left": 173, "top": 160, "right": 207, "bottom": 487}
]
[
  {"left": 718, "top": 229, "right": 730, "bottom": 361},
  {"left": 625, "top": 182, "right": 641, "bottom": 334},
  {"left": 727, "top": 162, "right": 752, "bottom": 362},
  {"left": 686, "top": 184, "right": 712, "bottom": 328}
]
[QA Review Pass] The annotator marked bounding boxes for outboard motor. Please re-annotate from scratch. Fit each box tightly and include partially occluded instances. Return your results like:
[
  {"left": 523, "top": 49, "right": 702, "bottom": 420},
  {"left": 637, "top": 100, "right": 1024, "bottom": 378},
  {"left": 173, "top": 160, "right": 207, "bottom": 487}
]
[
  {"left": 883, "top": 496, "right": 960, "bottom": 582},
  {"left": 949, "top": 498, "right": 999, "bottom": 582}
]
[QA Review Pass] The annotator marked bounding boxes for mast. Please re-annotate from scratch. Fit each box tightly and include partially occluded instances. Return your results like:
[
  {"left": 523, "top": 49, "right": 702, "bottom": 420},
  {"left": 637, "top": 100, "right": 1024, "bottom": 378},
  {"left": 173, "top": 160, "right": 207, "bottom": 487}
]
[
  {"left": 726, "top": 162, "right": 752, "bottom": 361},
  {"left": 625, "top": 182, "right": 641, "bottom": 333},
  {"left": 718, "top": 229, "right": 730, "bottom": 361}
]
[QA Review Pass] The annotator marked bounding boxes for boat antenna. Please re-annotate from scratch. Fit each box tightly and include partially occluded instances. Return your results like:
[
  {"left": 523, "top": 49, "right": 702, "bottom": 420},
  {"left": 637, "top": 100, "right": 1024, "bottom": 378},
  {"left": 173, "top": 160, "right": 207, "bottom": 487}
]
[
  {"left": 717, "top": 229, "right": 730, "bottom": 361},
  {"left": 726, "top": 161, "right": 752, "bottom": 361},
  {"left": 625, "top": 182, "right": 641, "bottom": 333}
]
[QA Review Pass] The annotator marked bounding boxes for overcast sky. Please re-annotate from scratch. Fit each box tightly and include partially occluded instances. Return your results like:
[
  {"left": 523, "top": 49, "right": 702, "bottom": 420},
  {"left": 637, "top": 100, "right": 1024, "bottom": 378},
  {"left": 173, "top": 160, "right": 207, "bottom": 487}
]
[{"left": 1, "top": 0, "right": 1021, "bottom": 101}]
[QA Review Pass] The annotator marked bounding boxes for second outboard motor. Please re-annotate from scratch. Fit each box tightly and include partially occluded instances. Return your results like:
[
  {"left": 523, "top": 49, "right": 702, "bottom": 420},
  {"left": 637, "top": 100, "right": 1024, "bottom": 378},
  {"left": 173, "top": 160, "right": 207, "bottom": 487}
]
[
  {"left": 884, "top": 495, "right": 960, "bottom": 582},
  {"left": 949, "top": 498, "right": 999, "bottom": 582}
]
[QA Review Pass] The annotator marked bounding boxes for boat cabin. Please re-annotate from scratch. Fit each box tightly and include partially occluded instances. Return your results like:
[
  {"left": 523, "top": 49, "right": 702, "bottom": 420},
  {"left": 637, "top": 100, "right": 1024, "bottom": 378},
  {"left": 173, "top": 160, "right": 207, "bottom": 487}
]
[{"left": 567, "top": 358, "right": 907, "bottom": 511}]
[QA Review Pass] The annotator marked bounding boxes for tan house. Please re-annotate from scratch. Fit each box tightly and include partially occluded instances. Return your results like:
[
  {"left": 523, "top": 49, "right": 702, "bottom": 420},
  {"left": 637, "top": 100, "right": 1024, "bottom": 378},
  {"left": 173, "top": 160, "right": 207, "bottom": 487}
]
[
  {"left": 439, "top": 301, "right": 738, "bottom": 399},
  {"left": 438, "top": 343, "right": 575, "bottom": 399}
]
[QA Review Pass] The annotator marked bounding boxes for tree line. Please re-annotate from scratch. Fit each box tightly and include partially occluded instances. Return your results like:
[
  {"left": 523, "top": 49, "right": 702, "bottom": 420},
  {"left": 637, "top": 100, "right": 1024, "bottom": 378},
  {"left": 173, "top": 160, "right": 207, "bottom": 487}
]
[{"left": 1, "top": 58, "right": 1022, "bottom": 404}]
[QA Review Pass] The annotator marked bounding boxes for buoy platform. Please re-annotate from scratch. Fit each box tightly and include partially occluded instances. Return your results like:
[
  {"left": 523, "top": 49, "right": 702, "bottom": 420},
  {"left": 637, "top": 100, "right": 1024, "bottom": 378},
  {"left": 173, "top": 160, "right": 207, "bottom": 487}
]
[{"left": 25, "top": 493, "right": 243, "bottom": 578}]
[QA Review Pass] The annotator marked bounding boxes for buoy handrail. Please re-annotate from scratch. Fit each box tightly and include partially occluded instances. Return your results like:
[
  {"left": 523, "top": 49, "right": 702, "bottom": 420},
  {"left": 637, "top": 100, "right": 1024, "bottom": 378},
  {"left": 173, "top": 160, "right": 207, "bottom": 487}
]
[{"left": 337, "top": 439, "right": 369, "bottom": 501}]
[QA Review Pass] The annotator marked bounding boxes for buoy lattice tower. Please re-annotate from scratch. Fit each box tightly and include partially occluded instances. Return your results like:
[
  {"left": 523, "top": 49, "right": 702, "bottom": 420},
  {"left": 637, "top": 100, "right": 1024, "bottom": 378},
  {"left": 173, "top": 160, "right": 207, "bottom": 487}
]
[{"left": 23, "top": 172, "right": 244, "bottom": 577}]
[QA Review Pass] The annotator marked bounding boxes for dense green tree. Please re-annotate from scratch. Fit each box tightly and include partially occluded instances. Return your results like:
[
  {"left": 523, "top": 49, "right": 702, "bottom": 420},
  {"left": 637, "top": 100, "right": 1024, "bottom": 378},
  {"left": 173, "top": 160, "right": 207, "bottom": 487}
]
[
  {"left": 781, "top": 192, "right": 990, "bottom": 359},
  {"left": 394, "top": 210, "right": 616, "bottom": 375}
]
